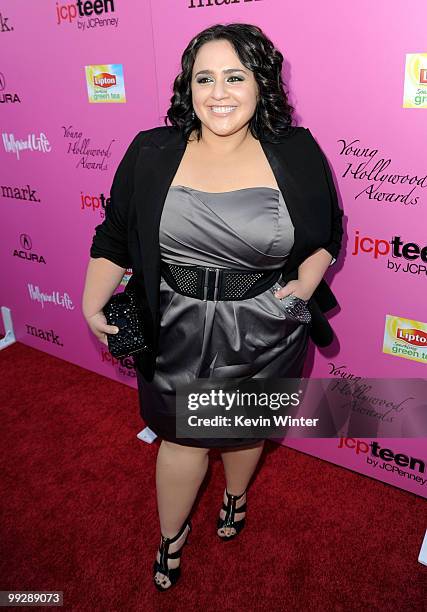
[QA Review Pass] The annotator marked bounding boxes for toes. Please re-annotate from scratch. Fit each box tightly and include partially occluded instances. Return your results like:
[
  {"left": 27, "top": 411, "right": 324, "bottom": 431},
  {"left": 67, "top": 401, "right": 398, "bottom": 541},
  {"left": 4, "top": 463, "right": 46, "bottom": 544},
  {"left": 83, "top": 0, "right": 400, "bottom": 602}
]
[
  {"left": 218, "top": 526, "right": 236, "bottom": 537},
  {"left": 155, "top": 572, "right": 171, "bottom": 589}
]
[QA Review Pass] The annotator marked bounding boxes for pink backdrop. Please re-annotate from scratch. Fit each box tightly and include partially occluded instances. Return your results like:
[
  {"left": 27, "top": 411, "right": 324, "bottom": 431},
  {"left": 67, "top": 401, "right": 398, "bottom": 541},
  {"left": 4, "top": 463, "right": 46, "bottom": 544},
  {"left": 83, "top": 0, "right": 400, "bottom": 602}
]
[{"left": 2, "top": 1, "right": 426, "bottom": 498}]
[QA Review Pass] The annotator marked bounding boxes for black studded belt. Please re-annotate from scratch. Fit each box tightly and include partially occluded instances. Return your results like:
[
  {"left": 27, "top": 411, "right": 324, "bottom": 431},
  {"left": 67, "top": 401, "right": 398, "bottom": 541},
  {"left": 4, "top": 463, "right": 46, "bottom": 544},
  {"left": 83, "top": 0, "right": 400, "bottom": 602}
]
[{"left": 161, "top": 261, "right": 283, "bottom": 301}]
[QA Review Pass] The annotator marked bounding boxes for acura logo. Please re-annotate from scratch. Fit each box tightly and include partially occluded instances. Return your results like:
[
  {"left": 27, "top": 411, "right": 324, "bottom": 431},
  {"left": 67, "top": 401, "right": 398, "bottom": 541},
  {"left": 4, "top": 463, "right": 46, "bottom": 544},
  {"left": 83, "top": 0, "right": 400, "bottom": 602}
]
[{"left": 20, "top": 233, "right": 32, "bottom": 250}]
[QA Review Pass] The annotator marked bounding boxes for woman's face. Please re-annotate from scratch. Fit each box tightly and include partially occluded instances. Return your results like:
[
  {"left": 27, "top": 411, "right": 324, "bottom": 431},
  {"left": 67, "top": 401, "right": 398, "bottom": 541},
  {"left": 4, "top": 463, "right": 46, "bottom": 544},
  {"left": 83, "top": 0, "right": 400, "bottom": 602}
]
[{"left": 191, "top": 39, "right": 259, "bottom": 138}]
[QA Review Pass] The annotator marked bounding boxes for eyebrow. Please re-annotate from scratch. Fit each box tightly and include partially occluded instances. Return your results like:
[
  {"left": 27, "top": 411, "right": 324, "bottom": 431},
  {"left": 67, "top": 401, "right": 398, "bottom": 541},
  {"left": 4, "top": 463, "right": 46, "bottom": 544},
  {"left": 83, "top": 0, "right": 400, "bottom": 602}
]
[{"left": 194, "top": 68, "right": 248, "bottom": 77}]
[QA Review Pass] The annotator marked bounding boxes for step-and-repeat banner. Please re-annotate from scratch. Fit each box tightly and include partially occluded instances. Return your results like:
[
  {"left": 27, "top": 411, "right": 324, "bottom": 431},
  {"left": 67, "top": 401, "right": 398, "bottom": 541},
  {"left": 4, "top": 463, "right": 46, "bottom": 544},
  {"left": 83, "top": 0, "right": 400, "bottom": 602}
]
[{"left": 2, "top": 1, "right": 426, "bottom": 498}]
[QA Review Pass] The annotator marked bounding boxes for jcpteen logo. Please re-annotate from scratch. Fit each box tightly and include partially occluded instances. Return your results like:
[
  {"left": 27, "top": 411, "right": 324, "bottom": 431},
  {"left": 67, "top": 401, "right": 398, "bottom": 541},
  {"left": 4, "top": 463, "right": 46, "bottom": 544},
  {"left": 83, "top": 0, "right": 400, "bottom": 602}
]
[
  {"left": 338, "top": 437, "right": 426, "bottom": 482},
  {"left": 352, "top": 231, "right": 427, "bottom": 276},
  {"left": 56, "top": 1, "right": 118, "bottom": 31},
  {"left": 100, "top": 346, "right": 136, "bottom": 379},
  {"left": 80, "top": 191, "right": 108, "bottom": 217}
]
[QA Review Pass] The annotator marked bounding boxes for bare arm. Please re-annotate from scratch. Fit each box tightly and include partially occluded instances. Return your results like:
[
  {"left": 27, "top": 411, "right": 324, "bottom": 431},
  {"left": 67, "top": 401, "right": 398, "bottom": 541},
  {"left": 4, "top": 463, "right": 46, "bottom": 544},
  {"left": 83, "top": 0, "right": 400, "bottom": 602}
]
[
  {"left": 81, "top": 257, "right": 126, "bottom": 346},
  {"left": 82, "top": 257, "right": 126, "bottom": 319},
  {"left": 82, "top": 131, "right": 144, "bottom": 345},
  {"left": 296, "top": 247, "right": 333, "bottom": 298}
]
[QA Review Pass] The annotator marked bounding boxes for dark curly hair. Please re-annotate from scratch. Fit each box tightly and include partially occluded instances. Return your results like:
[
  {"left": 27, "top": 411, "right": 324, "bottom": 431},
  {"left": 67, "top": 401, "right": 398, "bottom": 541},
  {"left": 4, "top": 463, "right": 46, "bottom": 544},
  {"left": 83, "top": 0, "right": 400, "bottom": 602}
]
[{"left": 164, "top": 23, "right": 296, "bottom": 143}]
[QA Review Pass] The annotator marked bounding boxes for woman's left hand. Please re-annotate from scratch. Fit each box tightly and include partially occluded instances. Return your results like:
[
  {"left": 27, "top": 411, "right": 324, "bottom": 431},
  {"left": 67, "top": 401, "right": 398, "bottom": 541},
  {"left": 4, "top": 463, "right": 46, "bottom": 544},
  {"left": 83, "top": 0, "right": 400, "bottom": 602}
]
[{"left": 273, "top": 279, "right": 313, "bottom": 302}]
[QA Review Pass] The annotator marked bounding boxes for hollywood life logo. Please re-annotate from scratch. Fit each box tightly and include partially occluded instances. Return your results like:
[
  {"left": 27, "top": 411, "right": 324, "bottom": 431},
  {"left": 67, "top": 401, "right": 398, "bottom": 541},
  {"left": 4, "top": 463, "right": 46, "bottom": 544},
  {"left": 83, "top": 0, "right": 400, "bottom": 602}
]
[
  {"left": 352, "top": 230, "right": 427, "bottom": 276},
  {"left": 383, "top": 315, "right": 427, "bottom": 365},
  {"left": 80, "top": 190, "right": 108, "bottom": 217},
  {"left": 2, "top": 132, "right": 51, "bottom": 160},
  {"left": 26, "top": 324, "right": 63, "bottom": 346},
  {"left": 337, "top": 138, "right": 426, "bottom": 206},
  {"left": 13, "top": 234, "right": 46, "bottom": 264},
  {"left": 338, "top": 438, "right": 426, "bottom": 485},
  {"left": 27, "top": 284, "right": 75, "bottom": 310},
  {"left": 0, "top": 72, "right": 20, "bottom": 105},
  {"left": 55, "top": 0, "right": 118, "bottom": 30},
  {"left": 1, "top": 183, "right": 40, "bottom": 204},
  {"left": 62, "top": 125, "right": 114, "bottom": 170},
  {"left": 85, "top": 64, "right": 126, "bottom": 103},
  {"left": 403, "top": 53, "right": 427, "bottom": 108},
  {"left": 100, "top": 346, "right": 136, "bottom": 378}
]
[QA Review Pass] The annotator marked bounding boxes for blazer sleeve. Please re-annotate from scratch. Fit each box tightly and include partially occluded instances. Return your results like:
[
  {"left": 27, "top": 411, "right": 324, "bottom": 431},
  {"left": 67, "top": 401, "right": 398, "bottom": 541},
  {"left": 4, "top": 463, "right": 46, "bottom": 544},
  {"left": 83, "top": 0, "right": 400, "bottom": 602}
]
[
  {"left": 305, "top": 128, "right": 344, "bottom": 266},
  {"left": 89, "top": 131, "right": 143, "bottom": 269}
]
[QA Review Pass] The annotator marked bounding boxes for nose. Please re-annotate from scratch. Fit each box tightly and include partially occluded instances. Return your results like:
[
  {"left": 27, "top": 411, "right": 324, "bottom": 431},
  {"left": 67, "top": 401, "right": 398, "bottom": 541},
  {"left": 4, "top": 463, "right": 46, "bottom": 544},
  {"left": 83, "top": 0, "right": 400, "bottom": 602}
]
[{"left": 211, "top": 78, "right": 229, "bottom": 100}]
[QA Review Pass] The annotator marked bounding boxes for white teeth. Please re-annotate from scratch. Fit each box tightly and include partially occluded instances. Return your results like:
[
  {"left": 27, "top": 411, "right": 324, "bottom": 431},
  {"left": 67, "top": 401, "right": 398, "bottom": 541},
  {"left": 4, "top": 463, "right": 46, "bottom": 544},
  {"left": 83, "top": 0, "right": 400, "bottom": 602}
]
[{"left": 211, "top": 106, "right": 236, "bottom": 113}]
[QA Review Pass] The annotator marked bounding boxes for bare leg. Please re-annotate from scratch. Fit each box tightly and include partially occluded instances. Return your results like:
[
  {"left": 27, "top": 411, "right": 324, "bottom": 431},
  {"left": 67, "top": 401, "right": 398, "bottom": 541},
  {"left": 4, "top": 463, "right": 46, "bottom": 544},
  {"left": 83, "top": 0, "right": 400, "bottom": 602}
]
[
  {"left": 218, "top": 440, "right": 265, "bottom": 537},
  {"left": 154, "top": 439, "right": 210, "bottom": 589}
]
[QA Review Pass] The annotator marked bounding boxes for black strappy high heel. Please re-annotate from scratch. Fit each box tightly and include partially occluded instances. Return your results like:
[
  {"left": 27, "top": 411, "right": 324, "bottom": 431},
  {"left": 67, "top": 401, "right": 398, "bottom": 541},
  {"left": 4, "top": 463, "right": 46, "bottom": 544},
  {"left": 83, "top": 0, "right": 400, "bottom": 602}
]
[
  {"left": 153, "top": 516, "right": 192, "bottom": 591},
  {"left": 217, "top": 488, "right": 247, "bottom": 541}
]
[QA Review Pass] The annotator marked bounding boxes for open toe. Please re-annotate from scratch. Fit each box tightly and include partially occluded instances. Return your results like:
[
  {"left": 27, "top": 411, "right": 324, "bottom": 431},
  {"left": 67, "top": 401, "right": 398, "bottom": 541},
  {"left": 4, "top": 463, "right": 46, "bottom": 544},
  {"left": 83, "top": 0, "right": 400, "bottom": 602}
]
[
  {"left": 153, "top": 518, "right": 192, "bottom": 591},
  {"left": 217, "top": 488, "right": 247, "bottom": 541}
]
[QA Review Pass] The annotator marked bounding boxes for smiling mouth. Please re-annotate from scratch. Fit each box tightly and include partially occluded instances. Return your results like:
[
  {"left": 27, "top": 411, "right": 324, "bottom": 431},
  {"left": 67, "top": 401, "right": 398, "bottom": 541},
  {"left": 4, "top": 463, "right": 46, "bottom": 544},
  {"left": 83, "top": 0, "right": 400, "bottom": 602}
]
[{"left": 210, "top": 106, "right": 237, "bottom": 114}]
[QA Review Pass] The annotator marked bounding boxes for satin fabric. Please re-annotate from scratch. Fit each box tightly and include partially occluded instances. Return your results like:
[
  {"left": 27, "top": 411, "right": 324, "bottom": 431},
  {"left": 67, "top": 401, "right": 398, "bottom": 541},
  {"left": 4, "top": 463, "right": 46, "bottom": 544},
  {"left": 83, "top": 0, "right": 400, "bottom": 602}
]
[{"left": 136, "top": 185, "right": 311, "bottom": 448}]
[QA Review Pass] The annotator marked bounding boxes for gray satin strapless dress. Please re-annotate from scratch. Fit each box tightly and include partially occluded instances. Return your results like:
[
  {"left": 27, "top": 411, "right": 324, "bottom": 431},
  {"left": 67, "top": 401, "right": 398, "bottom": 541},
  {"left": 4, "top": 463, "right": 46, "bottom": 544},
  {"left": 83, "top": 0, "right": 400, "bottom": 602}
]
[{"left": 136, "top": 185, "right": 311, "bottom": 448}]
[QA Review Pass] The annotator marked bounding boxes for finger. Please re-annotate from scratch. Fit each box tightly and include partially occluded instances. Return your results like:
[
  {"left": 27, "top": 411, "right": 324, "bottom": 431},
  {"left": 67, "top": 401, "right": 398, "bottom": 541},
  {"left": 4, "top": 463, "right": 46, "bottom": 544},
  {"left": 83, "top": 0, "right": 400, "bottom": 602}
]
[
  {"left": 99, "top": 333, "right": 109, "bottom": 346},
  {"left": 102, "top": 324, "right": 120, "bottom": 334},
  {"left": 274, "top": 290, "right": 291, "bottom": 299}
]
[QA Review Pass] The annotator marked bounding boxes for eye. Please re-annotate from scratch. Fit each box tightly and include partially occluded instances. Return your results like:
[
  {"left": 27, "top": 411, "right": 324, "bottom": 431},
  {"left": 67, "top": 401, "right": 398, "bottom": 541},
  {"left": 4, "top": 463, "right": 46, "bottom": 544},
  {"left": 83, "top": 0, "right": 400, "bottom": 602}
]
[{"left": 196, "top": 76, "right": 245, "bottom": 84}]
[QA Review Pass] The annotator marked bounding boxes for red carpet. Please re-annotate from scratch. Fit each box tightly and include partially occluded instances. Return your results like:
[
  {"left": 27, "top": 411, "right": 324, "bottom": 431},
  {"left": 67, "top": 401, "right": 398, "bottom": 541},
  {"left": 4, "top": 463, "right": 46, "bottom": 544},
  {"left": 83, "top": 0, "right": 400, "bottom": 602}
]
[{"left": 1, "top": 342, "right": 426, "bottom": 611}]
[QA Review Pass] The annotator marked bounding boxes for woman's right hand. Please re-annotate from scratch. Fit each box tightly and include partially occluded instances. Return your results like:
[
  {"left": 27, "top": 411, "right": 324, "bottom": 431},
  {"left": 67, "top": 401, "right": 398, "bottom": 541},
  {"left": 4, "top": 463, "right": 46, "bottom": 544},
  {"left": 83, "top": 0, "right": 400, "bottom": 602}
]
[{"left": 85, "top": 311, "right": 119, "bottom": 347}]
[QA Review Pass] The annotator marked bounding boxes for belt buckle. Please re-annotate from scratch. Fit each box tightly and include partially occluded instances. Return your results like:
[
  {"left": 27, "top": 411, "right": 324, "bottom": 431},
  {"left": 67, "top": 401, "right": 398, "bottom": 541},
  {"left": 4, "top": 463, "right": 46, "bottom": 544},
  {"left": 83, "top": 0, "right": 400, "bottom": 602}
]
[{"left": 203, "top": 267, "right": 221, "bottom": 302}]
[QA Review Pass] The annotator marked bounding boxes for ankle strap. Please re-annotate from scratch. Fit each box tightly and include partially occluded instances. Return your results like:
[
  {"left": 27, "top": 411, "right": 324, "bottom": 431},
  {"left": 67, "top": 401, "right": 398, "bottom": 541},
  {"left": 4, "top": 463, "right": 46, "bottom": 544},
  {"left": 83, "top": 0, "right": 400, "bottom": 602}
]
[
  {"left": 225, "top": 488, "right": 246, "bottom": 500},
  {"left": 160, "top": 516, "right": 191, "bottom": 544}
]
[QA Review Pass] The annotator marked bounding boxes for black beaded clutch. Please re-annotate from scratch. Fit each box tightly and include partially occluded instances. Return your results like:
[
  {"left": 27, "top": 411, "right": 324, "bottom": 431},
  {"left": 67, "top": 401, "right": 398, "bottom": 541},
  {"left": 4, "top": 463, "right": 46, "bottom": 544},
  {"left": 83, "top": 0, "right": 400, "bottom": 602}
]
[
  {"left": 103, "top": 282, "right": 151, "bottom": 359},
  {"left": 269, "top": 282, "right": 312, "bottom": 324}
]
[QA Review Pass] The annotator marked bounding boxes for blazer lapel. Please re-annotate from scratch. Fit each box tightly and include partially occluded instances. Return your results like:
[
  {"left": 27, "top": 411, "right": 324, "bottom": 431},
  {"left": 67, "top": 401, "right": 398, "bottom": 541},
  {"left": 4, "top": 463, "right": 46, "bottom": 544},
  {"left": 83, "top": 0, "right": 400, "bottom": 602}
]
[
  {"left": 259, "top": 138, "right": 305, "bottom": 277},
  {"left": 260, "top": 136, "right": 330, "bottom": 277},
  {"left": 134, "top": 132, "right": 186, "bottom": 325}
]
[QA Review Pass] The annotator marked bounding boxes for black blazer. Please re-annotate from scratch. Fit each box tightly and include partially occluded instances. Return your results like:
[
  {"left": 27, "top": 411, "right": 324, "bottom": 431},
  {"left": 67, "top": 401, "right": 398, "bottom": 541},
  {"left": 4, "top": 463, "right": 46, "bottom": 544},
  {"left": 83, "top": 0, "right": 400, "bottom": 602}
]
[{"left": 90, "top": 125, "right": 344, "bottom": 381}]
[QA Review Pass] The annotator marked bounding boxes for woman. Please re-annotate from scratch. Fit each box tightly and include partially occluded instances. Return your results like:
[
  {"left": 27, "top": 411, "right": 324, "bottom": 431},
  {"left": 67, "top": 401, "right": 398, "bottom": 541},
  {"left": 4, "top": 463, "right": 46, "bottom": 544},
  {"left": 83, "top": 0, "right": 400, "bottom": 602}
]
[{"left": 82, "top": 23, "right": 344, "bottom": 592}]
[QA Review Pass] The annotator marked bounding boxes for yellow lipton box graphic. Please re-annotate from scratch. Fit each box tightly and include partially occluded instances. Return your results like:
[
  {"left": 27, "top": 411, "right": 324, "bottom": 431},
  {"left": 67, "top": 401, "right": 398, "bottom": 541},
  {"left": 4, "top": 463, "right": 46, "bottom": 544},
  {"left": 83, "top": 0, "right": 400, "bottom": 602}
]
[
  {"left": 85, "top": 64, "right": 126, "bottom": 103},
  {"left": 403, "top": 53, "right": 427, "bottom": 108},
  {"left": 383, "top": 315, "right": 427, "bottom": 364}
]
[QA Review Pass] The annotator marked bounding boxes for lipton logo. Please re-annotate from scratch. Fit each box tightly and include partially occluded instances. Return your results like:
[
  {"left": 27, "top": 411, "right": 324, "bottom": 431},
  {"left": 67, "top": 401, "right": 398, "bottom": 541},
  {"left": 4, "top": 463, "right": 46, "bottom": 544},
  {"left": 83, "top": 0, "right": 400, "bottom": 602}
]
[
  {"left": 397, "top": 328, "right": 427, "bottom": 346},
  {"left": 93, "top": 73, "right": 116, "bottom": 88},
  {"left": 420, "top": 68, "right": 427, "bottom": 84}
]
